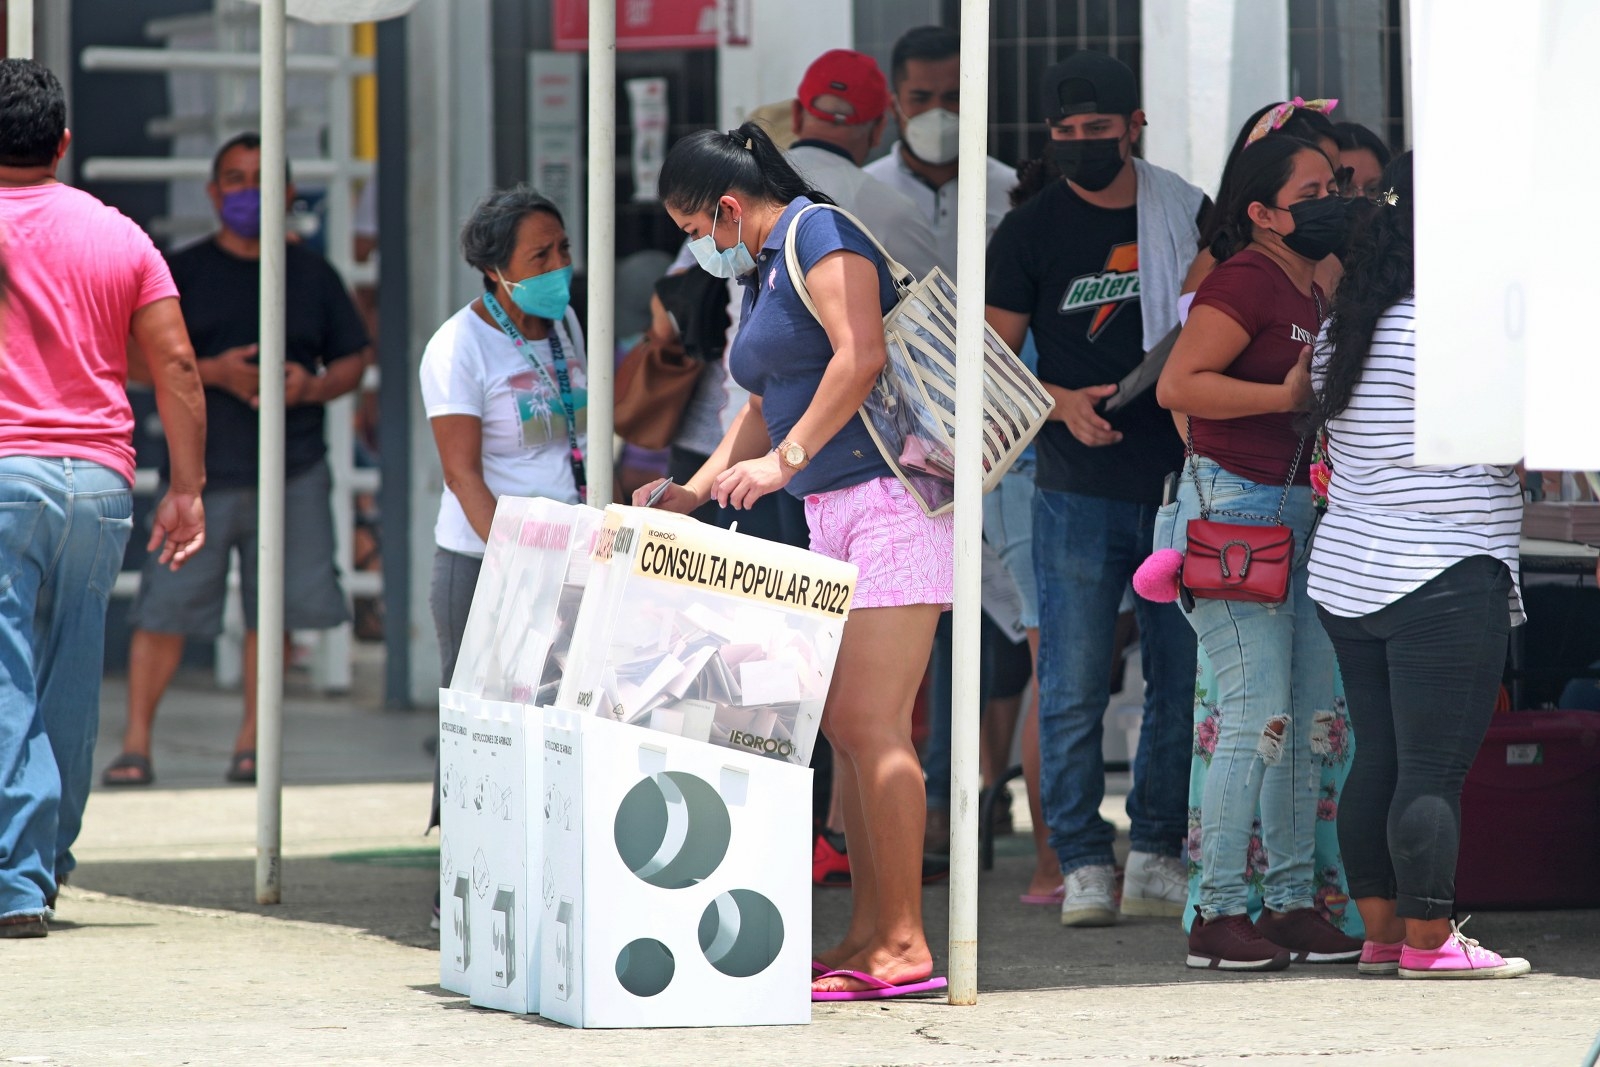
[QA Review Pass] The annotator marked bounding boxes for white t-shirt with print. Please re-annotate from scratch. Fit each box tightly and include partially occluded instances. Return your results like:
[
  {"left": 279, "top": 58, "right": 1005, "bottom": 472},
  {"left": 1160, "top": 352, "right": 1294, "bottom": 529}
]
[{"left": 420, "top": 301, "right": 588, "bottom": 555}]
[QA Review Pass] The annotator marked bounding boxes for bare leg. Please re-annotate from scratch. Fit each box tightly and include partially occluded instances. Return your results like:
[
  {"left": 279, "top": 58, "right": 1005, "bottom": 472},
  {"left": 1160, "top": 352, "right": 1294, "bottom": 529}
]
[
  {"left": 816, "top": 751, "right": 876, "bottom": 969},
  {"left": 107, "top": 630, "right": 186, "bottom": 779},
  {"left": 813, "top": 604, "right": 941, "bottom": 993},
  {"left": 1020, "top": 628, "right": 1059, "bottom": 896},
  {"left": 1356, "top": 896, "right": 1450, "bottom": 949},
  {"left": 981, "top": 691, "right": 1021, "bottom": 789},
  {"left": 825, "top": 772, "right": 847, "bottom": 834}
]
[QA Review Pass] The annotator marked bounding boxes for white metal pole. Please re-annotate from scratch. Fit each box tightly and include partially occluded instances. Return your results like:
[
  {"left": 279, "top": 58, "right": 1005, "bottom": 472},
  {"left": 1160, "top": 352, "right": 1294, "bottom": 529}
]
[
  {"left": 948, "top": 0, "right": 990, "bottom": 1007},
  {"left": 585, "top": 0, "right": 615, "bottom": 506},
  {"left": 7, "top": 0, "right": 33, "bottom": 58},
  {"left": 256, "top": 0, "right": 288, "bottom": 906}
]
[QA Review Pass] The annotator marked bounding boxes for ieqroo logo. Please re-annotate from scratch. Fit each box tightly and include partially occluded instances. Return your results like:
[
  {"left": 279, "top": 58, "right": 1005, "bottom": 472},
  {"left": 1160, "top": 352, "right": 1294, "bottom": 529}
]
[
  {"left": 1059, "top": 241, "right": 1140, "bottom": 341},
  {"left": 728, "top": 730, "right": 794, "bottom": 759}
]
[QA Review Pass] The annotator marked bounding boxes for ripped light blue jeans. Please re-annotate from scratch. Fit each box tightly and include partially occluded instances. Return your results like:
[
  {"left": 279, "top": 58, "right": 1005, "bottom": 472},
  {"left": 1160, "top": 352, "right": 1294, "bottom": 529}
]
[{"left": 1163, "top": 457, "right": 1333, "bottom": 919}]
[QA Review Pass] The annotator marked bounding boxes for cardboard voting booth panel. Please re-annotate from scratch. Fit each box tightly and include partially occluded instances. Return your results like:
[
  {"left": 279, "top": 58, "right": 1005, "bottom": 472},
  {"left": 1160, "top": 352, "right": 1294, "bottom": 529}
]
[
  {"left": 540, "top": 712, "right": 812, "bottom": 1028},
  {"left": 437, "top": 693, "right": 475, "bottom": 995},
  {"left": 451, "top": 498, "right": 604, "bottom": 705},
  {"left": 438, "top": 690, "right": 543, "bottom": 1013},
  {"left": 555, "top": 506, "right": 857, "bottom": 767}
]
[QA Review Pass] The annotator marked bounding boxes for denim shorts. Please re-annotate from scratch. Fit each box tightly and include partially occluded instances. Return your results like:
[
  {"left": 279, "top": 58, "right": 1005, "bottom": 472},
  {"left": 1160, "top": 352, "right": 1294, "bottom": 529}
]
[
  {"left": 983, "top": 465, "right": 1038, "bottom": 628},
  {"left": 804, "top": 476, "right": 954, "bottom": 610}
]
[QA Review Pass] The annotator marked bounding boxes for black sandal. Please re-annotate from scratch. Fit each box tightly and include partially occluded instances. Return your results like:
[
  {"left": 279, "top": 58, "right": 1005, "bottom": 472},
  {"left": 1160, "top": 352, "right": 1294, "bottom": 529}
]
[
  {"left": 101, "top": 752, "right": 154, "bottom": 787},
  {"left": 226, "top": 749, "right": 257, "bottom": 784}
]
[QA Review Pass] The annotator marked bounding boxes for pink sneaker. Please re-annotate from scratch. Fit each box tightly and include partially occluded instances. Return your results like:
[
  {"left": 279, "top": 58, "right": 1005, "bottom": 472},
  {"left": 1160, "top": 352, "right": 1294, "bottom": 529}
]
[
  {"left": 1398, "top": 919, "right": 1531, "bottom": 980},
  {"left": 1357, "top": 939, "right": 1403, "bottom": 975}
]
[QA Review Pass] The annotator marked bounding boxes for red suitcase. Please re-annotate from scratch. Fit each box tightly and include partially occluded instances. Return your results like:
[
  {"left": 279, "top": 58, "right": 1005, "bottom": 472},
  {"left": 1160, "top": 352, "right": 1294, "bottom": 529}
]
[{"left": 1456, "top": 710, "right": 1600, "bottom": 909}]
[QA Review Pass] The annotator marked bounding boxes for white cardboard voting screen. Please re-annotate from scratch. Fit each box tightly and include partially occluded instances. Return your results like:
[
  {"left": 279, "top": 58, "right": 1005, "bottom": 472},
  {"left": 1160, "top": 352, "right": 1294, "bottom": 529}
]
[
  {"left": 555, "top": 506, "right": 857, "bottom": 767},
  {"left": 437, "top": 690, "right": 543, "bottom": 1014},
  {"left": 540, "top": 711, "right": 812, "bottom": 1029}
]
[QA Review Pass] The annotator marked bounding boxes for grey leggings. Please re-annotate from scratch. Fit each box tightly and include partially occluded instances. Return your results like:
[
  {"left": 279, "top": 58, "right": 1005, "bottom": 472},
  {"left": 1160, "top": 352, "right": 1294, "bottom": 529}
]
[
  {"left": 1317, "top": 555, "right": 1513, "bottom": 920},
  {"left": 429, "top": 547, "right": 482, "bottom": 830}
]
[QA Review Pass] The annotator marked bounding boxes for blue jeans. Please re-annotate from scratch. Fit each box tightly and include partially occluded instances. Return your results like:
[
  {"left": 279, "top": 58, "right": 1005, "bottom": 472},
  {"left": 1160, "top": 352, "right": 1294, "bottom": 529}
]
[
  {"left": 1170, "top": 458, "right": 1333, "bottom": 918},
  {"left": 0, "top": 457, "right": 132, "bottom": 919},
  {"left": 1033, "top": 488, "right": 1195, "bottom": 874}
]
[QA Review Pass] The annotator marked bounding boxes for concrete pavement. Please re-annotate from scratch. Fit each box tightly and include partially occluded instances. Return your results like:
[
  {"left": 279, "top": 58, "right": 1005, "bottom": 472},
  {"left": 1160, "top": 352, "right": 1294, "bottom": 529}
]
[{"left": 3, "top": 659, "right": 1598, "bottom": 1066}]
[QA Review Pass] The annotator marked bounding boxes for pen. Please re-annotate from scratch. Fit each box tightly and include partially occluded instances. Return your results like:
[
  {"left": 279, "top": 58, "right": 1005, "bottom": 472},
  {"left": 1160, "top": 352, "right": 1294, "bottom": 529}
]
[{"left": 644, "top": 477, "right": 674, "bottom": 508}]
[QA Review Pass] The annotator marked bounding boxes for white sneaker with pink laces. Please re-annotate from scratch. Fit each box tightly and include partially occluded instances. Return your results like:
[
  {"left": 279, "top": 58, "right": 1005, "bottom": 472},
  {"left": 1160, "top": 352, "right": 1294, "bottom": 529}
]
[{"left": 1397, "top": 918, "right": 1531, "bottom": 980}]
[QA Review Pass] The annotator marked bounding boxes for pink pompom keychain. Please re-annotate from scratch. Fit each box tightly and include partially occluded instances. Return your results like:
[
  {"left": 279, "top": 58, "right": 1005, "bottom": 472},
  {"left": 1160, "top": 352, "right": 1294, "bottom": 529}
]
[{"left": 1133, "top": 548, "right": 1185, "bottom": 603}]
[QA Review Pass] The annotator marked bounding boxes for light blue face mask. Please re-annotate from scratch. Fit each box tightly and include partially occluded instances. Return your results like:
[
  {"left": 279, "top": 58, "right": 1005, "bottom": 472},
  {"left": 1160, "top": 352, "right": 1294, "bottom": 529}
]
[
  {"left": 497, "top": 263, "right": 573, "bottom": 319},
  {"left": 686, "top": 203, "right": 757, "bottom": 279}
]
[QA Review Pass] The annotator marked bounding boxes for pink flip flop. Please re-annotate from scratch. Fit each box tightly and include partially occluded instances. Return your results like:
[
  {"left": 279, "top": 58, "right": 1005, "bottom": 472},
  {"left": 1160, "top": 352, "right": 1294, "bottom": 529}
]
[
  {"left": 811, "top": 969, "right": 949, "bottom": 1002},
  {"left": 1019, "top": 885, "right": 1066, "bottom": 906},
  {"left": 812, "top": 959, "right": 830, "bottom": 976}
]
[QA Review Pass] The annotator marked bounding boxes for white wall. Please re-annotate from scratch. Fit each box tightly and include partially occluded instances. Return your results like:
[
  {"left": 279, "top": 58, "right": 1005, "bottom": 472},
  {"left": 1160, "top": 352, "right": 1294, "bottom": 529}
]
[
  {"left": 404, "top": 0, "right": 496, "bottom": 701},
  {"left": 1139, "top": 0, "right": 1289, "bottom": 196},
  {"left": 718, "top": 0, "right": 854, "bottom": 134}
]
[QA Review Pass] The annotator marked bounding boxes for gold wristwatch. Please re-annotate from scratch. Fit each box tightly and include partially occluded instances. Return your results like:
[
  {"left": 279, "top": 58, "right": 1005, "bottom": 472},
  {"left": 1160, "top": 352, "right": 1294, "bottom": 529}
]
[{"left": 775, "top": 438, "right": 810, "bottom": 471}]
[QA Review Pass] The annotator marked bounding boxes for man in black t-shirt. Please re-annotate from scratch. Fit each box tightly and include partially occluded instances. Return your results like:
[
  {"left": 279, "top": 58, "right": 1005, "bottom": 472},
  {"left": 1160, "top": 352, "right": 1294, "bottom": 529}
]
[
  {"left": 103, "top": 133, "right": 370, "bottom": 787},
  {"left": 985, "top": 52, "right": 1203, "bottom": 928}
]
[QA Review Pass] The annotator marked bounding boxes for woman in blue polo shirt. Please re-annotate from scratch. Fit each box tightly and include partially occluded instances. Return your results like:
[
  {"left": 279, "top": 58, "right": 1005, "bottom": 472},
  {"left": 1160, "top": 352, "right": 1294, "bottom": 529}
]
[{"left": 636, "top": 123, "right": 953, "bottom": 1002}]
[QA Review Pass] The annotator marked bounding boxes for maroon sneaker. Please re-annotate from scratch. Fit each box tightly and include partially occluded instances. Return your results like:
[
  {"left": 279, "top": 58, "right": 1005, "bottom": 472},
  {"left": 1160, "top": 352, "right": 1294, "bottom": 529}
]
[
  {"left": 1186, "top": 908, "right": 1291, "bottom": 971},
  {"left": 1255, "top": 907, "right": 1363, "bottom": 963}
]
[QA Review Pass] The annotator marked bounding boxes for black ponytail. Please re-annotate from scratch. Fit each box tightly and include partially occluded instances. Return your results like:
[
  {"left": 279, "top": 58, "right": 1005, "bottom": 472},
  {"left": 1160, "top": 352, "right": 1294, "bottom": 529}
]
[
  {"left": 1315, "top": 151, "right": 1414, "bottom": 425},
  {"left": 657, "top": 121, "right": 834, "bottom": 215}
]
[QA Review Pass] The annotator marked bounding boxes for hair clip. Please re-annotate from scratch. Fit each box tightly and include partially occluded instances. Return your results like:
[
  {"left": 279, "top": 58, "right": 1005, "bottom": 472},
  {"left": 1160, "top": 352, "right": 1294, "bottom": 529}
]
[
  {"left": 1377, "top": 187, "right": 1400, "bottom": 206},
  {"left": 745, "top": 138, "right": 753, "bottom": 150},
  {"left": 1245, "top": 97, "right": 1340, "bottom": 146}
]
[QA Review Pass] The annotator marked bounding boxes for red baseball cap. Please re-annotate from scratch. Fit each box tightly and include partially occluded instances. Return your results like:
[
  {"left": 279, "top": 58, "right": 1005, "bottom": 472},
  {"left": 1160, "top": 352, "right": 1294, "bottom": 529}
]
[{"left": 796, "top": 49, "right": 889, "bottom": 126}]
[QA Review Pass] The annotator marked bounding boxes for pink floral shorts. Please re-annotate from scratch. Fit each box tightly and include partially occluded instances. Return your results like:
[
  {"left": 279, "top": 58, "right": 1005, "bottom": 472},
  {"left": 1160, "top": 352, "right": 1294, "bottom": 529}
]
[{"left": 804, "top": 476, "right": 954, "bottom": 610}]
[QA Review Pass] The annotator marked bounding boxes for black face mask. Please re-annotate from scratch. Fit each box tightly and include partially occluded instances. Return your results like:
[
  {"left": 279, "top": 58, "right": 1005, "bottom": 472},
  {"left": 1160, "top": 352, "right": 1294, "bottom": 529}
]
[
  {"left": 1047, "top": 136, "right": 1127, "bottom": 192},
  {"left": 1272, "top": 196, "right": 1355, "bottom": 261}
]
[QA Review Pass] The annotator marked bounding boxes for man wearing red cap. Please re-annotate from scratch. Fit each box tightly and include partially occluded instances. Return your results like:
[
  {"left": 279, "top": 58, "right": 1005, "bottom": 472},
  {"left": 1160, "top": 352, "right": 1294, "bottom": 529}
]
[{"left": 786, "top": 49, "right": 939, "bottom": 280}]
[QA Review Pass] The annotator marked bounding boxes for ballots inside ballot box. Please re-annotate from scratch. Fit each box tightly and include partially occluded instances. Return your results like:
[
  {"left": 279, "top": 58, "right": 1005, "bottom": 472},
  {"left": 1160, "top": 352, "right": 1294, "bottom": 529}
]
[{"left": 554, "top": 506, "right": 858, "bottom": 767}]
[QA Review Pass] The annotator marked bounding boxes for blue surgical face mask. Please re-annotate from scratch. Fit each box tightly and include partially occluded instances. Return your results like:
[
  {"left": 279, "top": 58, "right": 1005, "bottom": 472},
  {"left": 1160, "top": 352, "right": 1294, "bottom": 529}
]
[
  {"left": 687, "top": 203, "right": 757, "bottom": 279},
  {"left": 497, "top": 263, "right": 573, "bottom": 319}
]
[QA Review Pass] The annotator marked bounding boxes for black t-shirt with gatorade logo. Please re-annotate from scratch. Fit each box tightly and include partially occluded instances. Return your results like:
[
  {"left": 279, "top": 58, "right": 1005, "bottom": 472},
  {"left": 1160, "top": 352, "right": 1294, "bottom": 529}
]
[{"left": 986, "top": 180, "right": 1182, "bottom": 503}]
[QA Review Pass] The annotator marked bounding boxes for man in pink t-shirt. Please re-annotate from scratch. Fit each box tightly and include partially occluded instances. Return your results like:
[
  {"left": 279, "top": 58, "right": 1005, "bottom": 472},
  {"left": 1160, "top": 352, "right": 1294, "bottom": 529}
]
[{"left": 0, "top": 59, "right": 207, "bottom": 938}]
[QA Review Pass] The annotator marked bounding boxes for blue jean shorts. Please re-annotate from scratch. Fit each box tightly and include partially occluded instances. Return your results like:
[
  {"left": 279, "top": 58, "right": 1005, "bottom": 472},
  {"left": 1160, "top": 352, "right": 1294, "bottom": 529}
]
[{"left": 983, "top": 464, "right": 1039, "bottom": 629}]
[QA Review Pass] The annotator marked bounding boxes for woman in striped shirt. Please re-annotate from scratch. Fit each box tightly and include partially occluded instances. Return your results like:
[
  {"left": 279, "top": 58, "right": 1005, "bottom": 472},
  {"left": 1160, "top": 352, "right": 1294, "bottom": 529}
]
[{"left": 1309, "top": 151, "right": 1530, "bottom": 979}]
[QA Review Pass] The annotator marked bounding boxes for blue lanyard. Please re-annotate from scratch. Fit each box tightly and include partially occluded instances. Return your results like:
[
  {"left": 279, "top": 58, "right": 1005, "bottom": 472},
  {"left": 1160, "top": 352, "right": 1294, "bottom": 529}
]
[{"left": 482, "top": 292, "right": 586, "bottom": 501}]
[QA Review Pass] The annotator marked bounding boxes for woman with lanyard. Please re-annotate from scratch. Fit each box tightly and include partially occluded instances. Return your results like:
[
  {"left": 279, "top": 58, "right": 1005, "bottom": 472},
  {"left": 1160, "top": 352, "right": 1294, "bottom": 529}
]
[
  {"left": 418, "top": 186, "right": 587, "bottom": 922},
  {"left": 636, "top": 123, "right": 953, "bottom": 1002},
  {"left": 1155, "top": 134, "right": 1363, "bottom": 971}
]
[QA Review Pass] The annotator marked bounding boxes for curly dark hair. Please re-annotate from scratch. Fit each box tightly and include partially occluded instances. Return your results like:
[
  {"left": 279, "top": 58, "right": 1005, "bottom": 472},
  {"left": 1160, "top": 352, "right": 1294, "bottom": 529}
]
[{"left": 1314, "top": 151, "right": 1414, "bottom": 426}]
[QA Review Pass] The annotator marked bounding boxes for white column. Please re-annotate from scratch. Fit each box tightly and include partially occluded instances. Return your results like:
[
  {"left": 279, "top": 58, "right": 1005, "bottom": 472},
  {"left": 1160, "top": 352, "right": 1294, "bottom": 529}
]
[
  {"left": 256, "top": 0, "right": 288, "bottom": 907},
  {"left": 1139, "top": 0, "right": 1289, "bottom": 194},
  {"left": 717, "top": 0, "right": 853, "bottom": 133},
  {"left": 403, "top": 0, "right": 495, "bottom": 702}
]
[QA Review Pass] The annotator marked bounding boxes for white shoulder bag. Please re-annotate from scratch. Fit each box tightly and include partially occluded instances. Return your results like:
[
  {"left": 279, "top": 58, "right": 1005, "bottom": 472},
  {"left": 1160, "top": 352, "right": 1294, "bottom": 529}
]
[{"left": 782, "top": 202, "right": 1052, "bottom": 516}]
